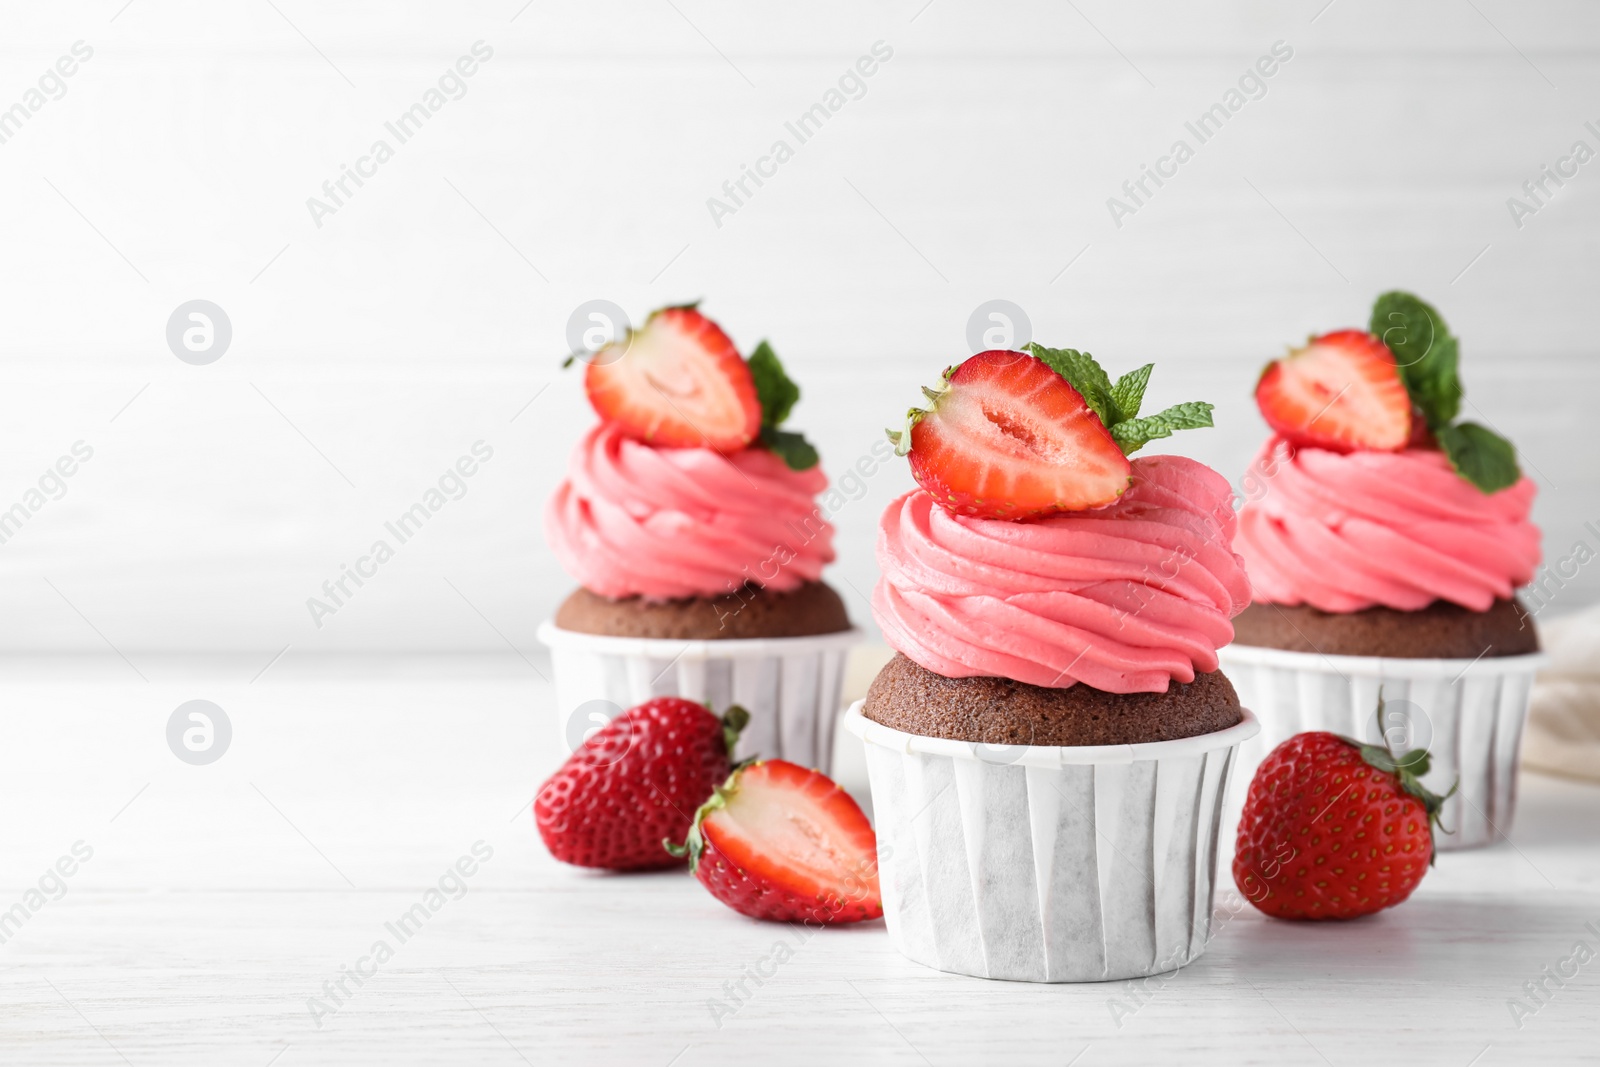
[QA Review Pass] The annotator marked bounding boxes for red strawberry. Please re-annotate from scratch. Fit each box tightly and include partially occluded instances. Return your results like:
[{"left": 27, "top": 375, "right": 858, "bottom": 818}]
[
  {"left": 667, "top": 759, "right": 882, "bottom": 924},
  {"left": 585, "top": 305, "right": 762, "bottom": 451},
  {"left": 1255, "top": 330, "right": 1412, "bottom": 453},
  {"left": 1234, "top": 729, "right": 1453, "bottom": 921},
  {"left": 534, "top": 699, "right": 747, "bottom": 871},
  {"left": 897, "top": 350, "right": 1131, "bottom": 519}
]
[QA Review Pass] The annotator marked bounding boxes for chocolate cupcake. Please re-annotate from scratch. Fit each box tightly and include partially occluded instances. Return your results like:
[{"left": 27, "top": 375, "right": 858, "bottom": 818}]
[
  {"left": 1230, "top": 598, "right": 1537, "bottom": 660},
  {"left": 538, "top": 305, "right": 859, "bottom": 771},
  {"left": 865, "top": 652, "right": 1241, "bottom": 745},
  {"left": 554, "top": 581, "right": 850, "bottom": 641},
  {"left": 1222, "top": 291, "right": 1547, "bottom": 850},
  {"left": 844, "top": 344, "right": 1259, "bottom": 983}
]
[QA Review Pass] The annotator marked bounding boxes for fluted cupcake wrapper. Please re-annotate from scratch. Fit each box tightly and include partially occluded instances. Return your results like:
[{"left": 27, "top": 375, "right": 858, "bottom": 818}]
[
  {"left": 1218, "top": 645, "right": 1548, "bottom": 852},
  {"left": 537, "top": 622, "right": 861, "bottom": 773},
  {"left": 844, "top": 702, "right": 1258, "bottom": 983}
]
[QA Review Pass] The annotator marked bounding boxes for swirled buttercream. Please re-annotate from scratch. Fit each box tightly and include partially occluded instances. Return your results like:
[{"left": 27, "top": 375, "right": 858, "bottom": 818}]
[
  {"left": 872, "top": 454, "right": 1251, "bottom": 693},
  {"left": 546, "top": 423, "right": 835, "bottom": 600},
  {"left": 1234, "top": 436, "right": 1540, "bottom": 613}
]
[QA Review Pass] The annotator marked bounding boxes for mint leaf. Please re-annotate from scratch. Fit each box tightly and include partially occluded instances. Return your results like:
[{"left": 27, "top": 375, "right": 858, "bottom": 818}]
[
  {"left": 1407, "top": 333, "right": 1460, "bottom": 427},
  {"left": 1111, "top": 363, "right": 1153, "bottom": 420},
  {"left": 1016, "top": 345, "right": 1211, "bottom": 455},
  {"left": 760, "top": 426, "right": 819, "bottom": 470},
  {"left": 1023, "top": 343, "right": 1119, "bottom": 425},
  {"left": 746, "top": 340, "right": 818, "bottom": 468},
  {"left": 747, "top": 340, "right": 800, "bottom": 427},
  {"left": 1436, "top": 421, "right": 1520, "bottom": 493},
  {"left": 1371, "top": 291, "right": 1461, "bottom": 428},
  {"left": 1107, "top": 401, "right": 1214, "bottom": 455},
  {"left": 1371, "top": 291, "right": 1522, "bottom": 495}
]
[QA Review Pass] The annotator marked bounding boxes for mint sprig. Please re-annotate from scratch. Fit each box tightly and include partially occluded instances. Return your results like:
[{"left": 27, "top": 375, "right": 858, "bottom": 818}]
[
  {"left": 1027, "top": 345, "right": 1118, "bottom": 426},
  {"left": 1110, "top": 363, "right": 1153, "bottom": 422},
  {"left": 748, "top": 341, "right": 798, "bottom": 426},
  {"left": 1369, "top": 291, "right": 1519, "bottom": 493},
  {"left": 1109, "top": 400, "right": 1215, "bottom": 452},
  {"left": 759, "top": 426, "right": 818, "bottom": 470},
  {"left": 1024, "top": 343, "right": 1214, "bottom": 455},
  {"left": 746, "top": 341, "right": 819, "bottom": 470},
  {"left": 1436, "top": 422, "right": 1518, "bottom": 492}
]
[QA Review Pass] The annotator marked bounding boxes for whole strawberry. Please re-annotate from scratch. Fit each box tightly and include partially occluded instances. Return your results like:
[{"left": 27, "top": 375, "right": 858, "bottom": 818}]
[
  {"left": 1235, "top": 730, "right": 1453, "bottom": 920},
  {"left": 667, "top": 759, "right": 882, "bottom": 924},
  {"left": 535, "top": 699, "right": 746, "bottom": 871}
]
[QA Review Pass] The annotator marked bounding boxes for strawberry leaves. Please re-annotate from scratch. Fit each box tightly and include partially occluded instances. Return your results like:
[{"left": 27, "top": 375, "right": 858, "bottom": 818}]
[
  {"left": 1024, "top": 343, "right": 1214, "bottom": 455},
  {"left": 1343, "top": 690, "right": 1460, "bottom": 864},
  {"left": 1370, "top": 291, "right": 1520, "bottom": 494},
  {"left": 747, "top": 341, "right": 819, "bottom": 470}
]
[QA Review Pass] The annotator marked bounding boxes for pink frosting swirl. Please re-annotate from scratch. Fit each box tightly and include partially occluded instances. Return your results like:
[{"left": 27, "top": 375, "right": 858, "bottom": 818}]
[
  {"left": 1234, "top": 436, "right": 1540, "bottom": 613},
  {"left": 872, "top": 455, "right": 1251, "bottom": 694},
  {"left": 546, "top": 423, "right": 836, "bottom": 600}
]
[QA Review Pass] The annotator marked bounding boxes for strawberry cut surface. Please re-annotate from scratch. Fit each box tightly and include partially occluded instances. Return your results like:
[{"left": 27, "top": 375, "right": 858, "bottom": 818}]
[
  {"left": 1255, "top": 330, "right": 1411, "bottom": 453},
  {"left": 671, "top": 759, "right": 882, "bottom": 924},
  {"left": 906, "top": 350, "right": 1131, "bottom": 519},
  {"left": 585, "top": 306, "right": 762, "bottom": 451}
]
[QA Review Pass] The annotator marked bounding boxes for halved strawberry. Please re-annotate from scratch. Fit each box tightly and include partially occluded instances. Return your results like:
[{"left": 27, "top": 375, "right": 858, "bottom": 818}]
[
  {"left": 667, "top": 760, "right": 882, "bottom": 924},
  {"left": 1256, "top": 330, "right": 1412, "bottom": 453},
  {"left": 895, "top": 350, "right": 1131, "bottom": 519},
  {"left": 585, "top": 305, "right": 762, "bottom": 451}
]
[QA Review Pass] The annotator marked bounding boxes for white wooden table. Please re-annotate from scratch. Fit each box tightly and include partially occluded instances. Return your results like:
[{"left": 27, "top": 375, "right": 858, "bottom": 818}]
[{"left": 4, "top": 653, "right": 1598, "bottom": 1066}]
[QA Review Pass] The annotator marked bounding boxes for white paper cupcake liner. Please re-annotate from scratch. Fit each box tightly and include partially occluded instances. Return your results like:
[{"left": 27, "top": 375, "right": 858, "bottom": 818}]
[
  {"left": 1218, "top": 644, "right": 1548, "bottom": 852},
  {"left": 537, "top": 622, "right": 862, "bottom": 772},
  {"left": 844, "top": 701, "right": 1258, "bottom": 983}
]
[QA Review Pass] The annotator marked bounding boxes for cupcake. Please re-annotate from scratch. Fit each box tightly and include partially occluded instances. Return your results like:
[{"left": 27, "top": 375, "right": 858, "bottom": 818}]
[
  {"left": 843, "top": 344, "right": 1258, "bottom": 983},
  {"left": 539, "top": 304, "right": 859, "bottom": 770},
  {"left": 1222, "top": 291, "right": 1545, "bottom": 850}
]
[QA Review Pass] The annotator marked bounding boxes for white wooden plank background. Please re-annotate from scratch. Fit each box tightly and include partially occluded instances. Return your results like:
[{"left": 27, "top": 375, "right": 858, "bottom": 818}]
[
  {"left": 0, "top": 0, "right": 1596, "bottom": 656},
  {"left": 1, "top": 653, "right": 1596, "bottom": 1066}
]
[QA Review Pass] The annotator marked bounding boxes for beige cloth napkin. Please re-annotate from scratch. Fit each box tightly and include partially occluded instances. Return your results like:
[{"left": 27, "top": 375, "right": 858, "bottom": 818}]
[{"left": 1523, "top": 606, "right": 1600, "bottom": 782}]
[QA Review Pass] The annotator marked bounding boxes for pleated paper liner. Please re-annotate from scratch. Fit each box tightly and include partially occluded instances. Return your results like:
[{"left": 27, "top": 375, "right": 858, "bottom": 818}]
[
  {"left": 1219, "top": 645, "right": 1547, "bottom": 852},
  {"left": 846, "top": 700, "right": 1258, "bottom": 983},
  {"left": 538, "top": 622, "right": 862, "bottom": 773}
]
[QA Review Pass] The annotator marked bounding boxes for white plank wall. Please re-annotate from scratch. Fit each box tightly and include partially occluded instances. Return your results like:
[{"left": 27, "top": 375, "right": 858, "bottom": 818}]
[{"left": 1, "top": 1, "right": 1597, "bottom": 656}]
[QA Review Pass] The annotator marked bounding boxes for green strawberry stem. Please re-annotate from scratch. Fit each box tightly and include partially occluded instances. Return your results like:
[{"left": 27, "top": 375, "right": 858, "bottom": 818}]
[
  {"left": 662, "top": 766, "right": 742, "bottom": 869},
  {"left": 662, "top": 707, "right": 751, "bottom": 864},
  {"left": 1338, "top": 693, "right": 1458, "bottom": 866},
  {"left": 721, "top": 704, "right": 749, "bottom": 760}
]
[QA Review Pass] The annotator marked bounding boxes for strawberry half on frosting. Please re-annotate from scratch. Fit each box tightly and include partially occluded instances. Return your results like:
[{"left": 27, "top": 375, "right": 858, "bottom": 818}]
[
  {"left": 875, "top": 344, "right": 1249, "bottom": 693},
  {"left": 584, "top": 305, "right": 763, "bottom": 452},
  {"left": 1255, "top": 329, "right": 1411, "bottom": 453},
  {"left": 550, "top": 304, "right": 834, "bottom": 601},
  {"left": 1235, "top": 291, "right": 1538, "bottom": 613}
]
